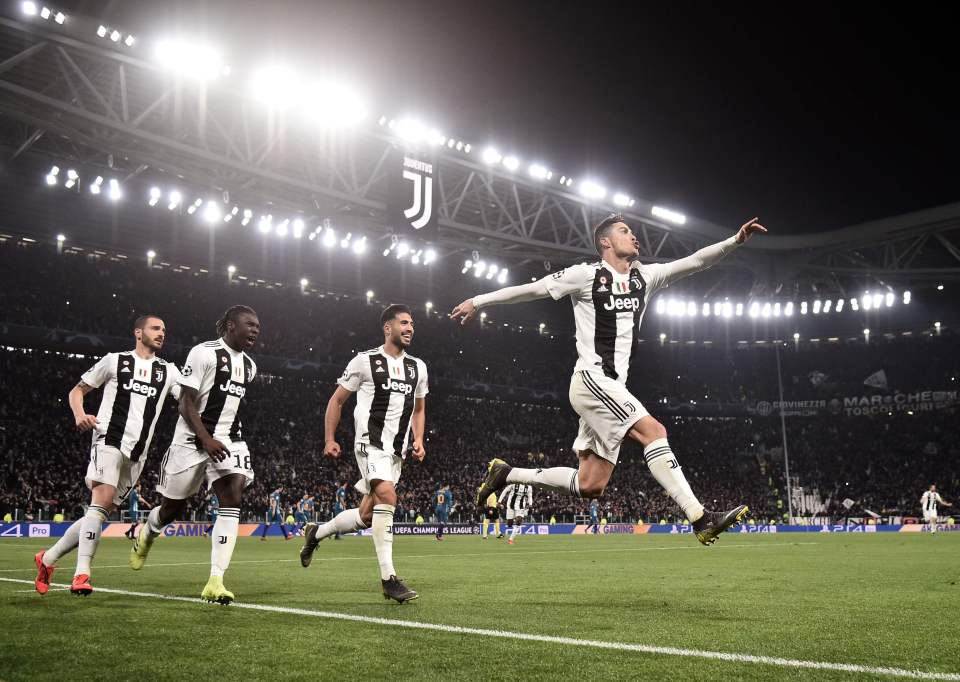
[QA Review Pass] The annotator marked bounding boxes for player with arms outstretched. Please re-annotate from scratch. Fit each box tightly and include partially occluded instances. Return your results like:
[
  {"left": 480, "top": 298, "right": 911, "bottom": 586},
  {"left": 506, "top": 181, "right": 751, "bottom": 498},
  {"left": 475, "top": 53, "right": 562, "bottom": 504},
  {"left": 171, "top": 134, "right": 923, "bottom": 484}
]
[
  {"left": 35, "top": 315, "right": 179, "bottom": 596},
  {"left": 921, "top": 484, "right": 952, "bottom": 534},
  {"left": 454, "top": 215, "right": 767, "bottom": 546},
  {"left": 300, "top": 304, "right": 428, "bottom": 603},
  {"left": 129, "top": 305, "right": 260, "bottom": 605}
]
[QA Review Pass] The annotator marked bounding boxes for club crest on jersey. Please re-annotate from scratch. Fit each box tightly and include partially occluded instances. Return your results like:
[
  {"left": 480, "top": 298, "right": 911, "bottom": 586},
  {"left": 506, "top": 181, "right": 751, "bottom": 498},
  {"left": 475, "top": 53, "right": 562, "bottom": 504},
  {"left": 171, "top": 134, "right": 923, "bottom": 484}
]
[
  {"left": 246, "top": 367, "right": 254, "bottom": 382},
  {"left": 407, "top": 365, "right": 416, "bottom": 379},
  {"left": 154, "top": 367, "right": 164, "bottom": 382}
]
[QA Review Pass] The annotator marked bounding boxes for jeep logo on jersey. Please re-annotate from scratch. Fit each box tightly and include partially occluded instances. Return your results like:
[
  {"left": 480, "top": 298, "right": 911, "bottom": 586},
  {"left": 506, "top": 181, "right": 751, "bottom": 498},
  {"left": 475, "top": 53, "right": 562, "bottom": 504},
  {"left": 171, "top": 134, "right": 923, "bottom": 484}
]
[
  {"left": 388, "top": 150, "right": 438, "bottom": 238},
  {"left": 602, "top": 295, "right": 641, "bottom": 312},
  {"left": 122, "top": 379, "right": 158, "bottom": 397},
  {"left": 219, "top": 380, "right": 247, "bottom": 398},
  {"left": 381, "top": 379, "right": 413, "bottom": 395}
]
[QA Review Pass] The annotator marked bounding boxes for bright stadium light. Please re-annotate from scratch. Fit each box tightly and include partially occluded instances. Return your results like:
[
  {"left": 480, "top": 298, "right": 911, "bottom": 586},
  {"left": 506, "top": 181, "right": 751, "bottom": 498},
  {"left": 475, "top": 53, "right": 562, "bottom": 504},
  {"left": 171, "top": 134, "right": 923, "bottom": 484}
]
[
  {"left": 613, "top": 193, "right": 631, "bottom": 207},
  {"left": 202, "top": 200, "right": 222, "bottom": 223},
  {"left": 823, "top": 299, "right": 832, "bottom": 313},
  {"left": 934, "top": 321, "right": 941, "bottom": 333},
  {"left": 257, "top": 215, "right": 272, "bottom": 234},
  {"left": 800, "top": 301, "right": 808, "bottom": 315},
  {"left": 529, "top": 164, "right": 550, "bottom": 180},
  {"left": 96, "top": 25, "right": 107, "bottom": 37},
  {"left": 851, "top": 297, "right": 859, "bottom": 311},
  {"left": 241, "top": 208, "right": 252, "bottom": 226},
  {"left": 352, "top": 236, "right": 367, "bottom": 254},
  {"left": 396, "top": 242, "right": 409, "bottom": 258},
  {"left": 761, "top": 302, "right": 772, "bottom": 318},
  {"left": 156, "top": 39, "right": 225, "bottom": 80},
  {"left": 322, "top": 227, "right": 336, "bottom": 247},
  {"left": 498, "top": 269, "right": 508, "bottom": 284},
  {"left": 227, "top": 264, "right": 236, "bottom": 275},
  {"left": 300, "top": 277, "right": 308, "bottom": 288},
  {"left": 56, "top": 233, "right": 65, "bottom": 243},
  {"left": 793, "top": 332, "right": 800, "bottom": 341},
  {"left": 735, "top": 302, "right": 743, "bottom": 316},
  {"left": 146, "top": 249, "right": 156, "bottom": 260},
  {"left": 686, "top": 301, "right": 696, "bottom": 317},
  {"left": 659, "top": 332, "right": 667, "bottom": 343},
  {"left": 701, "top": 302, "right": 710, "bottom": 317},
  {"left": 395, "top": 118, "right": 428, "bottom": 143},
  {"left": 749, "top": 301, "right": 760, "bottom": 318},
  {"left": 87, "top": 176, "right": 103, "bottom": 195},
  {"left": 773, "top": 302, "right": 782, "bottom": 317},
  {"left": 579, "top": 180, "right": 606, "bottom": 200},
  {"left": 22, "top": 2, "right": 37, "bottom": 16},
  {"left": 482, "top": 147, "right": 502, "bottom": 164},
  {"left": 835, "top": 298, "right": 844, "bottom": 312},
  {"left": 813, "top": 299, "right": 821, "bottom": 314},
  {"left": 366, "top": 290, "right": 374, "bottom": 300},
  {"left": 903, "top": 290, "right": 911, "bottom": 304},
  {"left": 148, "top": 186, "right": 161, "bottom": 206},
  {"left": 39, "top": 5, "right": 50, "bottom": 18},
  {"left": 107, "top": 178, "right": 121, "bottom": 200},
  {"left": 502, "top": 155, "right": 519, "bottom": 172},
  {"left": 54, "top": 11, "right": 65, "bottom": 23},
  {"left": 292, "top": 219, "right": 304, "bottom": 239},
  {"left": 276, "top": 219, "right": 289, "bottom": 237},
  {"left": 110, "top": 29, "right": 121, "bottom": 42},
  {"left": 423, "top": 248, "right": 436, "bottom": 264},
  {"left": 872, "top": 293, "right": 882, "bottom": 308},
  {"left": 426, "top": 301, "right": 434, "bottom": 311},
  {"left": 722, "top": 301, "right": 733, "bottom": 318},
  {"left": 885, "top": 292, "right": 894, "bottom": 307},
  {"left": 124, "top": 34, "right": 135, "bottom": 47},
  {"left": 784, "top": 301, "right": 794, "bottom": 317},
  {"left": 473, "top": 261, "right": 486, "bottom": 278},
  {"left": 45, "top": 165, "right": 59, "bottom": 185},
  {"left": 861, "top": 293, "right": 871, "bottom": 310},
  {"left": 863, "top": 328, "right": 870, "bottom": 340},
  {"left": 64, "top": 169, "right": 78, "bottom": 189},
  {"left": 651, "top": 206, "right": 686, "bottom": 225},
  {"left": 937, "top": 284, "right": 944, "bottom": 291},
  {"left": 655, "top": 298, "right": 666, "bottom": 315}
]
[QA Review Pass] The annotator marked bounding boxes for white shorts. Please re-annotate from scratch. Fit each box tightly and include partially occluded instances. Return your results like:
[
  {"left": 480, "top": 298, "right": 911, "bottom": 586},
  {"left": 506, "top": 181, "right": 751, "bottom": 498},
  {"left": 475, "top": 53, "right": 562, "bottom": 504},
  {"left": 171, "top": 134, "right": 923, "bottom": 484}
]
[
  {"left": 85, "top": 444, "right": 145, "bottom": 507},
  {"left": 156, "top": 443, "right": 255, "bottom": 500},
  {"left": 506, "top": 508, "right": 528, "bottom": 521},
  {"left": 923, "top": 511, "right": 939, "bottom": 523},
  {"left": 569, "top": 370, "right": 648, "bottom": 465},
  {"left": 354, "top": 443, "right": 402, "bottom": 496}
]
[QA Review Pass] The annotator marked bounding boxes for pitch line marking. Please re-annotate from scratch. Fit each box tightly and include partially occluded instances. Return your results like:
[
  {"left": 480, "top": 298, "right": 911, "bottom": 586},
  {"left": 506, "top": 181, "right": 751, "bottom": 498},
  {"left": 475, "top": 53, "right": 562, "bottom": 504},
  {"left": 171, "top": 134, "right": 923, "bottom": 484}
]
[
  {"left": 0, "top": 541, "right": 820, "bottom": 572},
  {"left": 0, "top": 577, "right": 956, "bottom": 681}
]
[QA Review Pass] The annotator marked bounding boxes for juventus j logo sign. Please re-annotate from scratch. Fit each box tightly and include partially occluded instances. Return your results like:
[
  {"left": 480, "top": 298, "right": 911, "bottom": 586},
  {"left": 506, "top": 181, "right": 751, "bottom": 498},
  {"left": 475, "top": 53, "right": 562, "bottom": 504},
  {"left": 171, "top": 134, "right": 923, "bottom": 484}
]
[
  {"left": 402, "top": 156, "right": 433, "bottom": 230},
  {"left": 218, "top": 535, "right": 227, "bottom": 544}
]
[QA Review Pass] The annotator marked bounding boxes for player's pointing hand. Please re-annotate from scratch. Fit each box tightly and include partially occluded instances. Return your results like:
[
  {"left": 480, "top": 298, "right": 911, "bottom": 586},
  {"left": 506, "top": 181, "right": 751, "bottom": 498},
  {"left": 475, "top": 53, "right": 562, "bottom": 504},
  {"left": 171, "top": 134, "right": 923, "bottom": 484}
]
[
  {"left": 449, "top": 298, "right": 478, "bottom": 325},
  {"left": 735, "top": 217, "right": 768, "bottom": 244}
]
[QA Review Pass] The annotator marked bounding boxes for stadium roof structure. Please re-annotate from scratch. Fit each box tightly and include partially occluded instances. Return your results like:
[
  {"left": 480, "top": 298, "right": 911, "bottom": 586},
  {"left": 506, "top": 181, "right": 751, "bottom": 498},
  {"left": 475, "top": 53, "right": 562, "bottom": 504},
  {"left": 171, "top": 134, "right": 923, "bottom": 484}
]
[{"left": 1, "top": 13, "right": 959, "bottom": 300}]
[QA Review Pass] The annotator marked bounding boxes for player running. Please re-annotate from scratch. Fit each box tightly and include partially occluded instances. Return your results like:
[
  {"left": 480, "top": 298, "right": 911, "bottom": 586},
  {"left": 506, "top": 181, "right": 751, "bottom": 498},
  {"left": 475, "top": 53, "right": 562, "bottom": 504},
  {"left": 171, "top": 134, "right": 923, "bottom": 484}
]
[
  {"left": 921, "top": 484, "right": 952, "bottom": 534},
  {"left": 435, "top": 485, "right": 453, "bottom": 541},
  {"left": 587, "top": 498, "right": 601, "bottom": 535},
  {"left": 123, "top": 483, "right": 153, "bottom": 540},
  {"left": 129, "top": 305, "right": 260, "bottom": 605},
  {"left": 35, "top": 315, "right": 180, "bottom": 596},
  {"left": 300, "top": 304, "right": 428, "bottom": 603},
  {"left": 454, "top": 215, "right": 767, "bottom": 546},
  {"left": 500, "top": 483, "right": 532, "bottom": 545},
  {"left": 261, "top": 487, "right": 291, "bottom": 541}
]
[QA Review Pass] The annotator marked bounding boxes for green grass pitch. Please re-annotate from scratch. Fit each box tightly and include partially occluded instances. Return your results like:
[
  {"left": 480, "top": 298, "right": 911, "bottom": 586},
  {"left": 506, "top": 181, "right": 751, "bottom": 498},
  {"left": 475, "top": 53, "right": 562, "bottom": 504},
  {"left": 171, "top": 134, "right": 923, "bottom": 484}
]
[{"left": 2, "top": 533, "right": 958, "bottom": 681}]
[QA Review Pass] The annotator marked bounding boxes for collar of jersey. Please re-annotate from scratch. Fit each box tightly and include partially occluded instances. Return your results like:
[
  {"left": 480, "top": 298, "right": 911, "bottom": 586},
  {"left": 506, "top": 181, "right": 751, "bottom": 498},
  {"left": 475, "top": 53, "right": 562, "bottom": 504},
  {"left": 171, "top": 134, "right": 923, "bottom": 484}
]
[
  {"left": 378, "top": 344, "right": 406, "bottom": 361},
  {"left": 217, "top": 337, "right": 245, "bottom": 357}
]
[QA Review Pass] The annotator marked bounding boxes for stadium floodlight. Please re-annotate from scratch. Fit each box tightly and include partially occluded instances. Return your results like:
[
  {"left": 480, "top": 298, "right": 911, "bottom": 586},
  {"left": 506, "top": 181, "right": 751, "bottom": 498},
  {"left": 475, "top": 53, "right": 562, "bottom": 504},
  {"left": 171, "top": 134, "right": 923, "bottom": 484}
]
[
  {"left": 937, "top": 284, "right": 944, "bottom": 291},
  {"left": 748, "top": 301, "right": 760, "bottom": 318},
  {"left": 701, "top": 302, "right": 710, "bottom": 317},
  {"left": 464, "top": 144, "right": 472, "bottom": 153},
  {"left": 395, "top": 118, "right": 428, "bottom": 143},
  {"left": 110, "top": 29, "right": 121, "bottom": 42},
  {"left": 202, "top": 200, "right": 222, "bottom": 223},
  {"left": 655, "top": 298, "right": 665, "bottom": 315},
  {"left": 241, "top": 208, "right": 252, "bottom": 225},
  {"left": 96, "top": 25, "right": 107, "bottom": 37},
  {"left": 579, "top": 180, "right": 607, "bottom": 201},
  {"left": 613, "top": 193, "right": 631, "bottom": 207},
  {"left": 813, "top": 299, "right": 821, "bottom": 314},
  {"left": 148, "top": 186, "right": 161, "bottom": 206},
  {"left": 722, "top": 301, "right": 733, "bottom": 318},
  {"left": 54, "top": 11, "right": 65, "bottom": 24},
  {"left": 107, "top": 178, "right": 121, "bottom": 200},
  {"left": 850, "top": 298, "right": 859, "bottom": 311},
  {"left": 784, "top": 301, "right": 794, "bottom": 317},
  {"left": 45, "top": 171, "right": 58, "bottom": 186},
  {"left": 800, "top": 301, "right": 807, "bottom": 315},
  {"left": 485, "top": 264, "right": 498, "bottom": 280},
  {"left": 352, "top": 236, "right": 367, "bottom": 254},
  {"left": 299, "top": 277, "right": 308, "bottom": 288},
  {"left": 903, "top": 290, "right": 911, "bottom": 304},
  {"left": 322, "top": 227, "right": 336, "bottom": 247},
  {"left": 411, "top": 251, "right": 421, "bottom": 265},
  {"left": 227, "top": 264, "right": 236, "bottom": 275},
  {"left": 761, "top": 302, "right": 772, "bottom": 318},
  {"left": 56, "top": 233, "right": 65, "bottom": 243},
  {"left": 396, "top": 242, "right": 409, "bottom": 258},
  {"left": 86, "top": 175, "right": 103, "bottom": 195},
  {"left": 934, "top": 321, "right": 941, "bottom": 332},
  {"left": 473, "top": 261, "right": 486, "bottom": 278},
  {"left": 480, "top": 312, "right": 487, "bottom": 321},
  {"left": 482, "top": 147, "right": 502, "bottom": 164},
  {"left": 292, "top": 219, "right": 304, "bottom": 239},
  {"left": 835, "top": 298, "right": 844, "bottom": 312},
  {"left": 659, "top": 332, "right": 666, "bottom": 343},
  {"left": 40, "top": 6, "right": 50, "bottom": 18},
  {"left": 156, "top": 39, "right": 225, "bottom": 80},
  {"left": 423, "top": 248, "right": 436, "bottom": 264},
  {"left": 63, "top": 168, "right": 78, "bottom": 189},
  {"left": 885, "top": 292, "right": 894, "bottom": 307},
  {"left": 774, "top": 302, "right": 782, "bottom": 317},
  {"left": 446, "top": 138, "right": 455, "bottom": 148},
  {"left": 651, "top": 206, "right": 686, "bottom": 225},
  {"left": 861, "top": 293, "right": 871, "bottom": 310},
  {"left": 863, "top": 328, "right": 870, "bottom": 340},
  {"left": 872, "top": 293, "right": 882, "bottom": 309},
  {"left": 275, "top": 219, "right": 289, "bottom": 237},
  {"left": 166, "top": 190, "right": 181, "bottom": 210},
  {"left": 257, "top": 215, "right": 272, "bottom": 234},
  {"left": 735, "top": 302, "right": 744, "bottom": 316},
  {"left": 529, "top": 164, "right": 550, "bottom": 180},
  {"left": 366, "top": 290, "right": 374, "bottom": 300},
  {"left": 426, "top": 301, "right": 434, "bottom": 310},
  {"left": 124, "top": 35, "right": 135, "bottom": 47},
  {"left": 22, "top": 2, "right": 37, "bottom": 15},
  {"left": 686, "top": 301, "right": 696, "bottom": 317},
  {"left": 502, "top": 155, "right": 519, "bottom": 172},
  {"left": 822, "top": 299, "right": 831, "bottom": 313},
  {"left": 146, "top": 249, "right": 156, "bottom": 259},
  {"left": 497, "top": 269, "right": 508, "bottom": 284},
  {"left": 793, "top": 332, "right": 800, "bottom": 341},
  {"left": 455, "top": 141, "right": 464, "bottom": 151}
]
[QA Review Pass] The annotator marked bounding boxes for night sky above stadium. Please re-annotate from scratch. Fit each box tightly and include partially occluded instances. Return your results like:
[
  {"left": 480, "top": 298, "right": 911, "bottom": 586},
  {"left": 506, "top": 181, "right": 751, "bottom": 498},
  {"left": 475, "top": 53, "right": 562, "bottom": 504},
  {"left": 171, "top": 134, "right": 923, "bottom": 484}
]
[{"left": 78, "top": 0, "right": 958, "bottom": 234}]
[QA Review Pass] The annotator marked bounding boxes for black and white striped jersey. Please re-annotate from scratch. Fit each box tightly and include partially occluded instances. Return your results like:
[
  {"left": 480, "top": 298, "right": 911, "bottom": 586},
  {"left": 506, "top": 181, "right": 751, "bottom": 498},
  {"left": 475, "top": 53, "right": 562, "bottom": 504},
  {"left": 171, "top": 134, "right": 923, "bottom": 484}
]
[
  {"left": 921, "top": 490, "right": 943, "bottom": 513},
  {"left": 500, "top": 483, "right": 533, "bottom": 511},
  {"left": 81, "top": 351, "right": 181, "bottom": 461},
  {"left": 171, "top": 338, "right": 257, "bottom": 455},
  {"left": 338, "top": 345, "right": 428, "bottom": 457}
]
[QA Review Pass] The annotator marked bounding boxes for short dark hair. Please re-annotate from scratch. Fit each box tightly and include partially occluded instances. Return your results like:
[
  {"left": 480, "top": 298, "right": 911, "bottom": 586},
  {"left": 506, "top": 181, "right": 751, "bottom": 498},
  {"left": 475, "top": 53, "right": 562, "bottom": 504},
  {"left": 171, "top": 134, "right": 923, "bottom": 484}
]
[
  {"left": 134, "top": 314, "right": 162, "bottom": 330},
  {"left": 216, "top": 305, "right": 257, "bottom": 337},
  {"left": 380, "top": 303, "right": 412, "bottom": 326},
  {"left": 593, "top": 213, "right": 625, "bottom": 255}
]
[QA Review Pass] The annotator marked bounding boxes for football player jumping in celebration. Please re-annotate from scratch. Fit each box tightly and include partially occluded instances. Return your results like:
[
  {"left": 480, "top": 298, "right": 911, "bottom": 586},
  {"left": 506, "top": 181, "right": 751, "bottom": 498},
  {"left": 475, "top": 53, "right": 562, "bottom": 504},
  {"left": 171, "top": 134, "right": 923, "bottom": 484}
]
[
  {"left": 300, "top": 304, "right": 428, "bottom": 603},
  {"left": 130, "top": 305, "right": 260, "bottom": 605},
  {"left": 453, "top": 216, "right": 767, "bottom": 545}
]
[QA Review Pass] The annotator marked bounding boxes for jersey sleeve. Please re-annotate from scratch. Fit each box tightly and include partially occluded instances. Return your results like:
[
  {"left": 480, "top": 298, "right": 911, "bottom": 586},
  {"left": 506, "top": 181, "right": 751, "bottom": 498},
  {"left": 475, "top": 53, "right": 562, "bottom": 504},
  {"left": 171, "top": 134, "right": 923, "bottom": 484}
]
[
  {"left": 639, "top": 236, "right": 740, "bottom": 292},
  {"left": 166, "top": 363, "right": 183, "bottom": 401},
  {"left": 80, "top": 353, "right": 115, "bottom": 388},
  {"left": 416, "top": 361, "right": 429, "bottom": 398},
  {"left": 543, "top": 263, "right": 592, "bottom": 300},
  {"left": 179, "top": 345, "right": 212, "bottom": 392},
  {"left": 248, "top": 357, "right": 258, "bottom": 383},
  {"left": 337, "top": 354, "right": 367, "bottom": 392}
]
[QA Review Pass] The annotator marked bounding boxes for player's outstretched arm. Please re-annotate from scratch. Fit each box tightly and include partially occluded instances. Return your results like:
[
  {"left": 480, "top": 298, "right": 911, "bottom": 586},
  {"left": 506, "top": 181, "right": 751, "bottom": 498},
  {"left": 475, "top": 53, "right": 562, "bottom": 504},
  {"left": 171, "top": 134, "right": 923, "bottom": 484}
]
[
  {"left": 68, "top": 381, "right": 98, "bottom": 432},
  {"left": 450, "top": 279, "right": 552, "bottom": 325},
  {"left": 323, "top": 385, "right": 354, "bottom": 458},
  {"left": 650, "top": 217, "right": 767, "bottom": 286}
]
